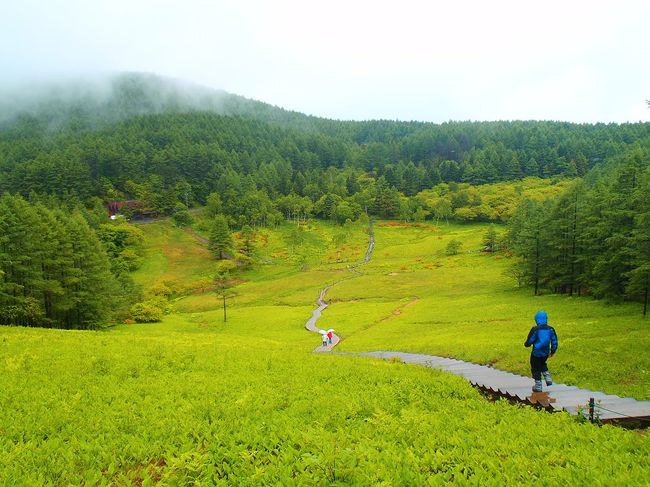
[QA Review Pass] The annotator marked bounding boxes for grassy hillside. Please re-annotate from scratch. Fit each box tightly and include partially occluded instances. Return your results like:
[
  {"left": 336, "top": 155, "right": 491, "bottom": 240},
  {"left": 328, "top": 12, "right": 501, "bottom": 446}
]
[
  {"left": 328, "top": 222, "right": 649, "bottom": 399},
  {"left": 1, "top": 218, "right": 648, "bottom": 484},
  {"left": 131, "top": 218, "right": 648, "bottom": 399},
  {"left": 2, "top": 325, "right": 649, "bottom": 485}
]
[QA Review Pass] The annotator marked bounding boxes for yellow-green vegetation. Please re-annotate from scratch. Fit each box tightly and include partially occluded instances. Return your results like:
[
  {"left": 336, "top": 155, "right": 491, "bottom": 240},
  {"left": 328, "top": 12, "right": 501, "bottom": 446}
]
[
  {"left": 80, "top": 217, "right": 650, "bottom": 400},
  {"left": 131, "top": 221, "right": 214, "bottom": 294},
  {"left": 418, "top": 177, "right": 575, "bottom": 221},
  {"left": 2, "top": 325, "right": 649, "bottom": 485},
  {"left": 2, "top": 217, "right": 649, "bottom": 484},
  {"left": 328, "top": 221, "right": 650, "bottom": 400}
]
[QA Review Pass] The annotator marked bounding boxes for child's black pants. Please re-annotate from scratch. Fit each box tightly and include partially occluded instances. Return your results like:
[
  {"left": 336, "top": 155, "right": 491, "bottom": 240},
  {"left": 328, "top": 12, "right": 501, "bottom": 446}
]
[{"left": 530, "top": 354, "right": 549, "bottom": 380}]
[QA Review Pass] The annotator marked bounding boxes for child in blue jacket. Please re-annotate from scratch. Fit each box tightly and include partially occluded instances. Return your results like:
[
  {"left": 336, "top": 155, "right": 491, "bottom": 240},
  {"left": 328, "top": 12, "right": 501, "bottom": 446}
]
[{"left": 524, "top": 310, "right": 558, "bottom": 392}]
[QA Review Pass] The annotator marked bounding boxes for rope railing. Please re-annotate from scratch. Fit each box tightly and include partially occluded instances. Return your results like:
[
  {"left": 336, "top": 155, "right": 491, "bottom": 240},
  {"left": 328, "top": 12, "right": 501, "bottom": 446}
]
[{"left": 593, "top": 403, "right": 650, "bottom": 423}]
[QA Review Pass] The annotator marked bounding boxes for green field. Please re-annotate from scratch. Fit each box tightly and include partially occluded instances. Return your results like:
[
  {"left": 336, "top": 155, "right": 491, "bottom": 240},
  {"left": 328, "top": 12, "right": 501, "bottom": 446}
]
[
  {"left": 328, "top": 222, "right": 649, "bottom": 400},
  {"left": 137, "top": 218, "right": 648, "bottom": 400},
  {"left": 1, "top": 218, "right": 649, "bottom": 484}
]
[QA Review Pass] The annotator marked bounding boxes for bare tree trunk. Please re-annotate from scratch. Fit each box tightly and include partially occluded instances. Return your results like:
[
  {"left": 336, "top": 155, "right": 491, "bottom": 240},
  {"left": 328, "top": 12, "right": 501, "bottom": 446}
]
[{"left": 643, "top": 274, "right": 650, "bottom": 318}]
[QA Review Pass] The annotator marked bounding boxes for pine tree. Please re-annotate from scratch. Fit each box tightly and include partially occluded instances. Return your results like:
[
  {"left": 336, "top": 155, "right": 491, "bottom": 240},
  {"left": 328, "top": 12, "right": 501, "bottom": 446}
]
[
  {"left": 626, "top": 167, "right": 650, "bottom": 315},
  {"left": 544, "top": 182, "right": 586, "bottom": 295},
  {"left": 0, "top": 196, "right": 30, "bottom": 325},
  {"left": 482, "top": 225, "right": 498, "bottom": 252},
  {"left": 240, "top": 225, "right": 255, "bottom": 256},
  {"left": 209, "top": 215, "right": 233, "bottom": 260},
  {"left": 0, "top": 196, "right": 47, "bottom": 326},
  {"left": 205, "top": 192, "right": 223, "bottom": 218},
  {"left": 60, "top": 212, "right": 117, "bottom": 328},
  {"left": 588, "top": 156, "right": 641, "bottom": 300},
  {"left": 508, "top": 199, "right": 550, "bottom": 295},
  {"left": 0, "top": 195, "right": 118, "bottom": 329},
  {"left": 31, "top": 204, "right": 70, "bottom": 325},
  {"left": 213, "top": 261, "right": 236, "bottom": 322},
  {"left": 372, "top": 177, "right": 401, "bottom": 218}
]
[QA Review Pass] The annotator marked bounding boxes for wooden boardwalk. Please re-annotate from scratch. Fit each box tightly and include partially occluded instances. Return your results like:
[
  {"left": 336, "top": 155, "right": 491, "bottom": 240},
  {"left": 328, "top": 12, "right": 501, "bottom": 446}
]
[
  {"left": 304, "top": 226, "right": 649, "bottom": 425},
  {"left": 360, "top": 351, "right": 650, "bottom": 424},
  {"left": 304, "top": 287, "right": 341, "bottom": 351}
]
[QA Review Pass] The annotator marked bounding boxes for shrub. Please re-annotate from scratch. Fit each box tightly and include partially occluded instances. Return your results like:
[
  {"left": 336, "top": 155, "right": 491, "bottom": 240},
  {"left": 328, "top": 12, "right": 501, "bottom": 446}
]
[
  {"left": 235, "top": 254, "right": 255, "bottom": 269},
  {"left": 118, "top": 248, "right": 142, "bottom": 271},
  {"left": 445, "top": 239, "right": 463, "bottom": 256},
  {"left": 130, "top": 297, "right": 167, "bottom": 323},
  {"left": 172, "top": 204, "right": 193, "bottom": 227},
  {"left": 149, "top": 282, "right": 173, "bottom": 298}
]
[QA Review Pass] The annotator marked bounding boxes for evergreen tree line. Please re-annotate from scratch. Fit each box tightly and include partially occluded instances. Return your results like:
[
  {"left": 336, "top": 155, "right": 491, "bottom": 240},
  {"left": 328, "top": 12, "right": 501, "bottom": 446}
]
[
  {"left": 507, "top": 147, "right": 650, "bottom": 314},
  {"left": 2, "top": 111, "right": 649, "bottom": 213},
  {"left": 0, "top": 194, "right": 141, "bottom": 328}
]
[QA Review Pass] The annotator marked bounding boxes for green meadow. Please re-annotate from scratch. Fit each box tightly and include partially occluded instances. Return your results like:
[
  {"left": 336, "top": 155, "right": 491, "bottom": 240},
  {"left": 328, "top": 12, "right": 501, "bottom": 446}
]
[
  {"left": 88, "top": 215, "right": 650, "bottom": 406},
  {"left": 138, "top": 217, "right": 648, "bottom": 400},
  {"left": 327, "top": 222, "right": 649, "bottom": 400},
  {"left": 1, "top": 218, "right": 649, "bottom": 484}
]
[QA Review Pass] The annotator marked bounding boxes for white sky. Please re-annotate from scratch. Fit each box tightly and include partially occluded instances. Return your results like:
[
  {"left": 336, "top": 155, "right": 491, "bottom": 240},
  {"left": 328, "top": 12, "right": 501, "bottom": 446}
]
[{"left": 1, "top": 0, "right": 649, "bottom": 123}]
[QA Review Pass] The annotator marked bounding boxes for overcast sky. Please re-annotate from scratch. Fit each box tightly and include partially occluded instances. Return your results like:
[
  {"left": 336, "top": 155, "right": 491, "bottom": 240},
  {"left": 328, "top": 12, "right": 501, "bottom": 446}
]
[{"left": 2, "top": 0, "right": 648, "bottom": 123}]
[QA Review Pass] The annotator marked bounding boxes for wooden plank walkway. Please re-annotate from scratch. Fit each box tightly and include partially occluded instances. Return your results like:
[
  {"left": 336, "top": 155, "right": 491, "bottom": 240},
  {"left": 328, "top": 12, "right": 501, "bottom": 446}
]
[
  {"left": 304, "top": 286, "right": 341, "bottom": 351},
  {"left": 305, "top": 223, "right": 375, "bottom": 351},
  {"left": 304, "top": 226, "right": 649, "bottom": 425},
  {"left": 360, "top": 351, "right": 650, "bottom": 424}
]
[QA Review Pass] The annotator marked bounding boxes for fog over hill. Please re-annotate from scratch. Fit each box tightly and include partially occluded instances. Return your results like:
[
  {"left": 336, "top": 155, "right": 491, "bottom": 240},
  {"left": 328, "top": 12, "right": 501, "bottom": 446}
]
[{"left": 0, "top": 72, "right": 320, "bottom": 131}]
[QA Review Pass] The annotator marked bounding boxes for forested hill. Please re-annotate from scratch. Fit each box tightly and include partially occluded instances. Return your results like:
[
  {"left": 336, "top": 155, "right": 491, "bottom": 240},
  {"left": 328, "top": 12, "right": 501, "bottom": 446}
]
[
  {"left": 1, "top": 72, "right": 649, "bottom": 207},
  {"left": 0, "top": 72, "right": 322, "bottom": 134},
  {"left": 1, "top": 73, "right": 649, "bottom": 326}
]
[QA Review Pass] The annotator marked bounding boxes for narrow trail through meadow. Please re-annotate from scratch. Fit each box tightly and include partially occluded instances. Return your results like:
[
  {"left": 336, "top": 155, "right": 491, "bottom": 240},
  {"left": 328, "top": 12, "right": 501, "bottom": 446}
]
[
  {"left": 185, "top": 227, "right": 209, "bottom": 245},
  {"left": 304, "top": 222, "right": 375, "bottom": 352},
  {"left": 379, "top": 297, "right": 420, "bottom": 321},
  {"left": 303, "top": 223, "right": 650, "bottom": 424}
]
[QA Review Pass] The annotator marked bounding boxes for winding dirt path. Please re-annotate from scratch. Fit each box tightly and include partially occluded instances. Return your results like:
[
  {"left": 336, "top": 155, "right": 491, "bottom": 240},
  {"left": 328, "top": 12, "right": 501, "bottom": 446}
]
[
  {"left": 185, "top": 227, "right": 209, "bottom": 245},
  {"left": 379, "top": 297, "right": 420, "bottom": 321}
]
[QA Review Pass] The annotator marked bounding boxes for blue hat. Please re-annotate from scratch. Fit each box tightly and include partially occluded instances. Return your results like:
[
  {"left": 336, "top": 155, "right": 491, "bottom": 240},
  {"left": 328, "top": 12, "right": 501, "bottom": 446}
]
[{"left": 535, "top": 310, "right": 548, "bottom": 325}]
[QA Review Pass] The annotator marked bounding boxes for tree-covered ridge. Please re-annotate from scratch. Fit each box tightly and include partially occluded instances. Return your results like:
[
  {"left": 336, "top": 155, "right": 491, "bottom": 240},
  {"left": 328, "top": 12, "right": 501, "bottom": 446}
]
[
  {"left": 1, "top": 111, "right": 649, "bottom": 210},
  {"left": 1, "top": 72, "right": 649, "bottom": 207},
  {"left": 0, "top": 72, "right": 322, "bottom": 135}
]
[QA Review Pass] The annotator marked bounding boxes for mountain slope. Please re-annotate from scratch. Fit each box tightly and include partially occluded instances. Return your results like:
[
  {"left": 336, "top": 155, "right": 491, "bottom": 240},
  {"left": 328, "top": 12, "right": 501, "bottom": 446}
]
[{"left": 0, "top": 72, "right": 323, "bottom": 134}]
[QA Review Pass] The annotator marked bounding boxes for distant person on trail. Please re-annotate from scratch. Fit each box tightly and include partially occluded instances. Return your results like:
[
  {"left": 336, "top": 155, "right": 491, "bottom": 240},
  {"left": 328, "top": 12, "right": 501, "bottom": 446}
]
[
  {"left": 322, "top": 333, "right": 328, "bottom": 347},
  {"left": 327, "top": 330, "right": 333, "bottom": 345},
  {"left": 524, "top": 310, "right": 559, "bottom": 392}
]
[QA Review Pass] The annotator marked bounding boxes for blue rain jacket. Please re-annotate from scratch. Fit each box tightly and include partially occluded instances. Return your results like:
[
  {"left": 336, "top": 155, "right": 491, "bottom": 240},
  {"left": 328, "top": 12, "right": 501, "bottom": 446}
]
[{"left": 524, "top": 310, "right": 558, "bottom": 357}]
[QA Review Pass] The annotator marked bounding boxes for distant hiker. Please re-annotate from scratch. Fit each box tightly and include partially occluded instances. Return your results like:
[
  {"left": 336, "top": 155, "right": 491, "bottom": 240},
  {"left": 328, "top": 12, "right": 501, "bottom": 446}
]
[
  {"left": 524, "top": 310, "right": 558, "bottom": 392},
  {"left": 322, "top": 333, "right": 328, "bottom": 347},
  {"left": 327, "top": 330, "right": 333, "bottom": 345}
]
